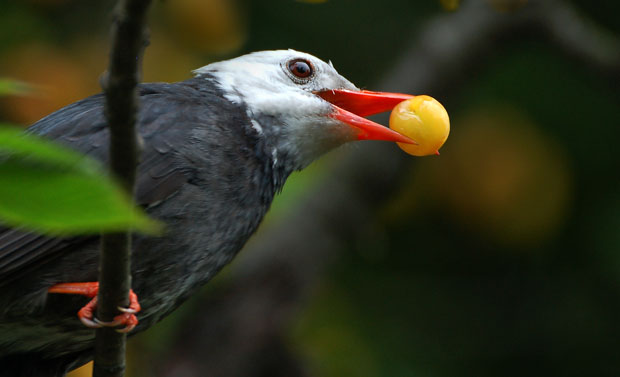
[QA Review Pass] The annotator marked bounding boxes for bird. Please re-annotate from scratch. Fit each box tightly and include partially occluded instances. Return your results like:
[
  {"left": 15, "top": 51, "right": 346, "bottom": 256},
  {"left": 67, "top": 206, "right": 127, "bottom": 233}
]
[{"left": 0, "top": 49, "right": 415, "bottom": 376}]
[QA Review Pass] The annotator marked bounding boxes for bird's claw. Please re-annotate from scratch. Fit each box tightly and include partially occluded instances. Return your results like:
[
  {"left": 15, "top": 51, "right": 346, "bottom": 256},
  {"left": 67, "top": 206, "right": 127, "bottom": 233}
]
[
  {"left": 61, "top": 284, "right": 141, "bottom": 333},
  {"left": 79, "top": 315, "right": 102, "bottom": 329},
  {"left": 111, "top": 313, "right": 138, "bottom": 333},
  {"left": 112, "top": 290, "right": 141, "bottom": 332},
  {"left": 117, "top": 305, "right": 137, "bottom": 314},
  {"left": 78, "top": 312, "right": 138, "bottom": 333},
  {"left": 78, "top": 300, "right": 140, "bottom": 332}
]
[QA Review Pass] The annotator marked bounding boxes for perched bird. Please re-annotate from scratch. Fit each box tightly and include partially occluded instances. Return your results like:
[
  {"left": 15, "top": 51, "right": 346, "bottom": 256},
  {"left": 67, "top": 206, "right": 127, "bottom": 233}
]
[{"left": 0, "top": 50, "right": 414, "bottom": 376}]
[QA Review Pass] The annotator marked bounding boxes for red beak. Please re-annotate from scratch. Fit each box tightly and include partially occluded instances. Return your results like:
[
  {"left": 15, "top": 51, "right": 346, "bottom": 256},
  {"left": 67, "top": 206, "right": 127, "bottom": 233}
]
[{"left": 316, "top": 89, "right": 417, "bottom": 144}]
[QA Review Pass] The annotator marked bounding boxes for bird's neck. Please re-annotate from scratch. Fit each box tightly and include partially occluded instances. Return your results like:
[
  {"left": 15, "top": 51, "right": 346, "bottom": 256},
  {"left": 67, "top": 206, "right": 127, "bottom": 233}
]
[
  {"left": 244, "top": 118, "right": 296, "bottom": 196},
  {"left": 195, "top": 74, "right": 334, "bottom": 195}
]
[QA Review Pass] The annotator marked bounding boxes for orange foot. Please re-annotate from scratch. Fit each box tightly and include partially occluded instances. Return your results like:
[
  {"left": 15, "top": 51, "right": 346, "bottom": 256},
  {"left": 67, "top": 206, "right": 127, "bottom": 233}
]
[{"left": 48, "top": 282, "right": 141, "bottom": 333}]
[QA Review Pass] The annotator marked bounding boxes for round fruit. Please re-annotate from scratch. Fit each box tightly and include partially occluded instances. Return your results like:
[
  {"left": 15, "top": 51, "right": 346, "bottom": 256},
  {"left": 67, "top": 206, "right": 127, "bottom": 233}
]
[{"left": 389, "top": 95, "right": 450, "bottom": 156}]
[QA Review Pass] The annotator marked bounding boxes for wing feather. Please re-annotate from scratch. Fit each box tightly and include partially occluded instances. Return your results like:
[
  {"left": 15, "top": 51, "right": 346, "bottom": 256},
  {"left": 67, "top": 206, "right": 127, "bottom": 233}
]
[{"left": 0, "top": 80, "right": 211, "bottom": 285}]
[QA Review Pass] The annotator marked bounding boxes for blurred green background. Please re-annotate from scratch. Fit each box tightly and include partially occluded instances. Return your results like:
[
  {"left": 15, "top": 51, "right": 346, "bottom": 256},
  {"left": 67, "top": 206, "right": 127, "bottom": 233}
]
[{"left": 1, "top": 0, "right": 619, "bottom": 376}]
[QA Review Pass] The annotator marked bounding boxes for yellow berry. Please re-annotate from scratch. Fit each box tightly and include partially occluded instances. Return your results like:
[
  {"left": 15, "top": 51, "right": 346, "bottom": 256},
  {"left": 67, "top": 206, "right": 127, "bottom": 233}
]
[{"left": 389, "top": 95, "right": 450, "bottom": 156}]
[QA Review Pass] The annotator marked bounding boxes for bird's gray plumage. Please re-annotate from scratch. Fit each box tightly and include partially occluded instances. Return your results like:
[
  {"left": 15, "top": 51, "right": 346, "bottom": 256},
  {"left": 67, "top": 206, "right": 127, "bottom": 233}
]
[{"left": 0, "top": 76, "right": 284, "bottom": 376}]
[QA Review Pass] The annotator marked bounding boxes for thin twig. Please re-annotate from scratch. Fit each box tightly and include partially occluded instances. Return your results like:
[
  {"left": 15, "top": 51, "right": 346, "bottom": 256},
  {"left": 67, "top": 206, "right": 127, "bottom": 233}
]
[{"left": 95, "top": 0, "right": 152, "bottom": 377}]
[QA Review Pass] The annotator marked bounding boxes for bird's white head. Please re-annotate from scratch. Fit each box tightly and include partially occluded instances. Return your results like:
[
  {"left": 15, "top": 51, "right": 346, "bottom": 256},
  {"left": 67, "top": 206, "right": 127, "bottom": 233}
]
[{"left": 194, "top": 49, "right": 415, "bottom": 171}]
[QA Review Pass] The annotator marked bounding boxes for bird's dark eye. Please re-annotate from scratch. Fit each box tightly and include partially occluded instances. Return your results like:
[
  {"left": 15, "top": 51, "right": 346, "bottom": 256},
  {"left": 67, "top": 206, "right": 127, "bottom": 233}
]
[{"left": 288, "top": 59, "right": 313, "bottom": 79}]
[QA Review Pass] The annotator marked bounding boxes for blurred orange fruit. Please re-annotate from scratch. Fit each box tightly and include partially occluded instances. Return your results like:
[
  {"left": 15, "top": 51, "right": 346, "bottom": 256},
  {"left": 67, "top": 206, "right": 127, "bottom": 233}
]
[
  {"left": 142, "top": 32, "right": 204, "bottom": 83},
  {"left": 384, "top": 105, "right": 572, "bottom": 249},
  {"left": 440, "top": 0, "right": 460, "bottom": 11},
  {"left": 0, "top": 44, "right": 99, "bottom": 125},
  {"left": 487, "top": 0, "right": 528, "bottom": 12},
  {"left": 161, "top": 0, "right": 246, "bottom": 55},
  {"left": 432, "top": 106, "right": 572, "bottom": 247}
]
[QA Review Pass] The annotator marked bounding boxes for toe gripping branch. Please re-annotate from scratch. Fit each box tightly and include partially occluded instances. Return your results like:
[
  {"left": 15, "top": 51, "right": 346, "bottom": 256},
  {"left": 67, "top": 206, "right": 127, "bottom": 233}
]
[{"left": 48, "top": 282, "right": 141, "bottom": 333}]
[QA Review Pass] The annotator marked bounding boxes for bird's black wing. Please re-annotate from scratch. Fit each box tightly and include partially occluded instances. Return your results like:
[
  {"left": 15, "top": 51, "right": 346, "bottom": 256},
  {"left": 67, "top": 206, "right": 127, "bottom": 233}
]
[{"left": 0, "top": 81, "right": 208, "bottom": 285}]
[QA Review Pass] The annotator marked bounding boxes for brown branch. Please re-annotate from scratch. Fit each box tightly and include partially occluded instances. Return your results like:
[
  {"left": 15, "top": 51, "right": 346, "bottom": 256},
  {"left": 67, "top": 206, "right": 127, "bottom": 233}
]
[{"left": 95, "top": 1, "right": 152, "bottom": 377}]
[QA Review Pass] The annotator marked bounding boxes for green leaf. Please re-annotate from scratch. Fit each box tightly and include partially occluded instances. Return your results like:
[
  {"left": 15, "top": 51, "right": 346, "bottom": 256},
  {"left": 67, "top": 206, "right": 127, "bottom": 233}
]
[
  {"left": 0, "top": 125, "right": 161, "bottom": 235},
  {"left": 0, "top": 78, "right": 31, "bottom": 96}
]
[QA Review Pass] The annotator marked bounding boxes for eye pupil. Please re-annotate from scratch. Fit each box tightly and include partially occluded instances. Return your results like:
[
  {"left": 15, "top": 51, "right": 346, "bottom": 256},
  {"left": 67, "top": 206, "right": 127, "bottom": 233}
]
[{"left": 288, "top": 59, "right": 313, "bottom": 79}]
